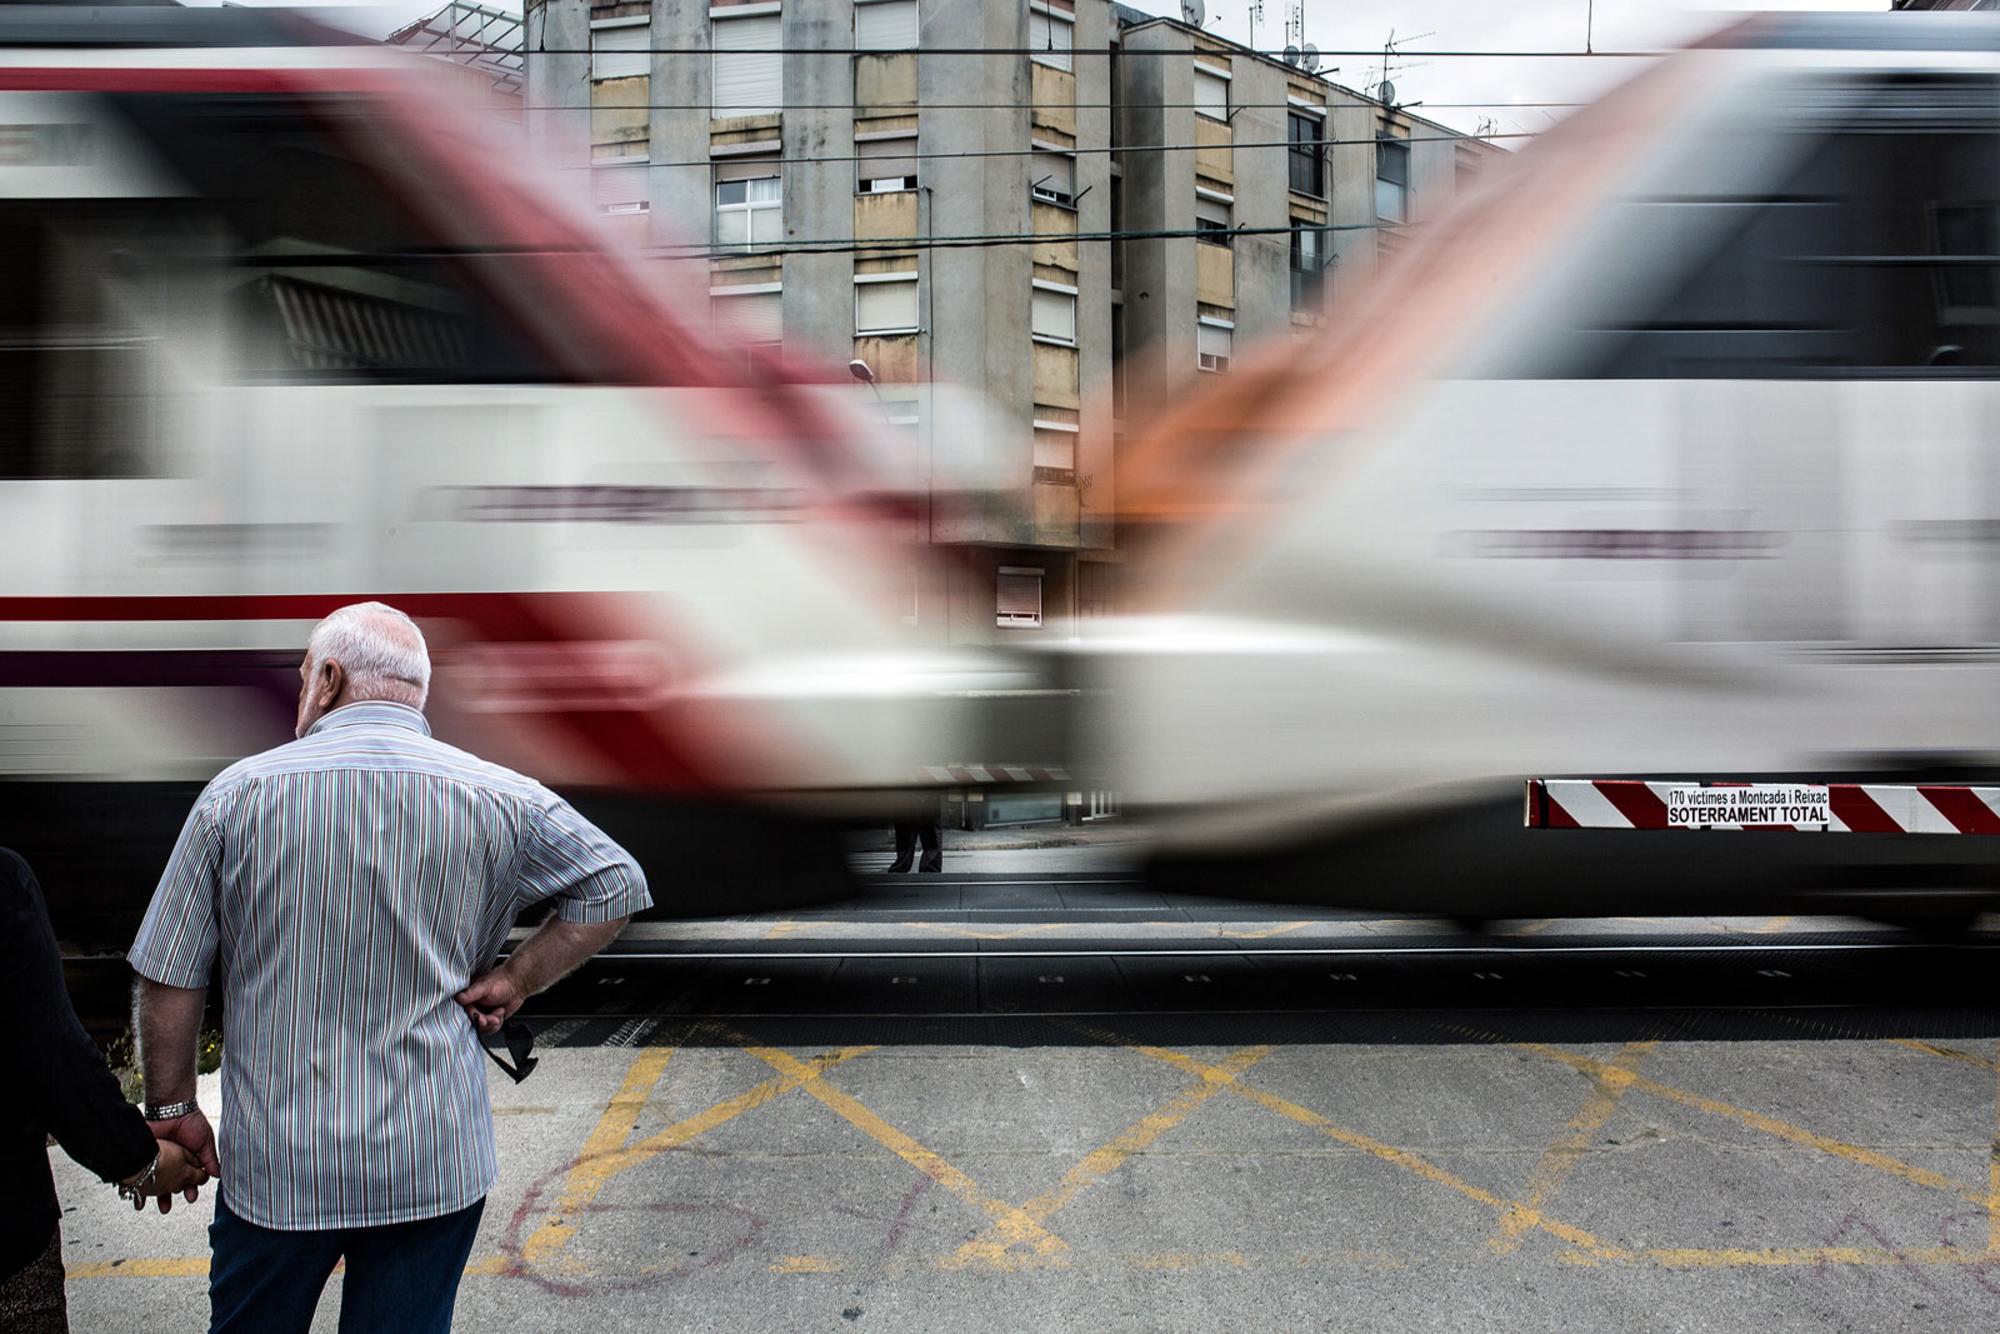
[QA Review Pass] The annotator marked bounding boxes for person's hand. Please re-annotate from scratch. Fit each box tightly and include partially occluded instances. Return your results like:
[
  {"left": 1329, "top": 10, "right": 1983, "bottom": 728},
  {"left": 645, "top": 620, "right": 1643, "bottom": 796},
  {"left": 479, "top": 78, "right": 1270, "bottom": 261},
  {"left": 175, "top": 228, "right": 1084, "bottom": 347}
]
[
  {"left": 147, "top": 1106, "right": 222, "bottom": 1180},
  {"left": 455, "top": 966, "right": 527, "bottom": 1036},
  {"left": 133, "top": 1141, "right": 209, "bottom": 1213}
]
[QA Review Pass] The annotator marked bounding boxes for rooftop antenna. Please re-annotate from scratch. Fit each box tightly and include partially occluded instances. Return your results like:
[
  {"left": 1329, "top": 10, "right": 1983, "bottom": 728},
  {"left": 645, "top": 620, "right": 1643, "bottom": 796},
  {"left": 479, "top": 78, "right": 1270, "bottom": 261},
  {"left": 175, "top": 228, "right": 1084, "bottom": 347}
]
[
  {"left": 1285, "top": 0, "right": 1303, "bottom": 52},
  {"left": 1248, "top": 0, "right": 1262, "bottom": 50},
  {"left": 1180, "top": 0, "right": 1205, "bottom": 28},
  {"left": 1300, "top": 43, "right": 1320, "bottom": 74},
  {"left": 1378, "top": 28, "right": 1432, "bottom": 107}
]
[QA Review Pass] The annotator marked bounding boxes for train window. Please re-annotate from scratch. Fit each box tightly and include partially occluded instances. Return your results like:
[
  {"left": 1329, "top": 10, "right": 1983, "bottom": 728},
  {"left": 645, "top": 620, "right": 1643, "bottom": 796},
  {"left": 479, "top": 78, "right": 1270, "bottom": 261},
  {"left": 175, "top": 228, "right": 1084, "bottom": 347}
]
[
  {"left": 108, "top": 94, "right": 561, "bottom": 384},
  {"left": 0, "top": 205, "right": 158, "bottom": 479},
  {"left": 1577, "top": 77, "right": 2000, "bottom": 379}
]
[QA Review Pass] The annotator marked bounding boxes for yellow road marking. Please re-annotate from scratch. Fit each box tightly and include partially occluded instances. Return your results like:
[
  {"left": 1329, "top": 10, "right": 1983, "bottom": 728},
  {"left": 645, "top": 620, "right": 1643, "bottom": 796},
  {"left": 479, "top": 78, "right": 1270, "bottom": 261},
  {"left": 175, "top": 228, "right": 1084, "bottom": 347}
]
[
  {"left": 740, "top": 1044, "right": 1071, "bottom": 1268},
  {"left": 517, "top": 1046, "right": 674, "bottom": 1266},
  {"left": 1217, "top": 921, "right": 1313, "bottom": 941},
  {"left": 1890, "top": 1038, "right": 2000, "bottom": 1074},
  {"left": 509, "top": 1044, "right": 873, "bottom": 1271},
  {"left": 1990, "top": 1041, "right": 2000, "bottom": 1257},
  {"left": 948, "top": 1045, "right": 1275, "bottom": 1269},
  {"left": 1130, "top": 1044, "right": 1631, "bottom": 1261},
  {"left": 772, "top": 1255, "right": 844, "bottom": 1274},
  {"left": 1647, "top": 1246, "right": 1985, "bottom": 1269},
  {"left": 1488, "top": 1041, "right": 1657, "bottom": 1255},
  {"left": 1758, "top": 916, "right": 1794, "bottom": 934},
  {"left": 1501, "top": 919, "right": 1559, "bottom": 937},
  {"left": 65, "top": 1257, "right": 212, "bottom": 1279},
  {"left": 905, "top": 921, "right": 1075, "bottom": 942},
  {"left": 1517, "top": 1043, "right": 1987, "bottom": 1207},
  {"left": 762, "top": 918, "right": 802, "bottom": 940}
]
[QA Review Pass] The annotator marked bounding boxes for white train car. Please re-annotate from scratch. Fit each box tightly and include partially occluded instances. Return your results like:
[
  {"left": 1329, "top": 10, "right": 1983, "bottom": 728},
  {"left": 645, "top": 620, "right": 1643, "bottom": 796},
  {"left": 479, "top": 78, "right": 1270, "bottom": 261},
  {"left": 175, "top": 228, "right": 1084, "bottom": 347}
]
[
  {"left": 0, "top": 6, "right": 1038, "bottom": 939},
  {"left": 1097, "top": 12, "right": 2000, "bottom": 922}
]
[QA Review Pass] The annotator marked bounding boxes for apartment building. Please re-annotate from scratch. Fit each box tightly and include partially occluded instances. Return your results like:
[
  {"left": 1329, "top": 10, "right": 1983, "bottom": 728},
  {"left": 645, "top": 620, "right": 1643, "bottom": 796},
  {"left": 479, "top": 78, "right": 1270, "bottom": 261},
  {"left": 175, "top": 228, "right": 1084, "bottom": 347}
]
[
  {"left": 521, "top": 0, "right": 1498, "bottom": 646},
  {"left": 1113, "top": 9, "right": 1499, "bottom": 406}
]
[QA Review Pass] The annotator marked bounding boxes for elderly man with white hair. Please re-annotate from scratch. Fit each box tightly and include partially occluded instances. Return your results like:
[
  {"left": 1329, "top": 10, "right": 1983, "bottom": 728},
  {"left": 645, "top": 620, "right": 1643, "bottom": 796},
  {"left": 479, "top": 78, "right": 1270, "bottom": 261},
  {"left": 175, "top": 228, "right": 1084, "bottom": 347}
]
[{"left": 129, "top": 602, "right": 649, "bottom": 1333}]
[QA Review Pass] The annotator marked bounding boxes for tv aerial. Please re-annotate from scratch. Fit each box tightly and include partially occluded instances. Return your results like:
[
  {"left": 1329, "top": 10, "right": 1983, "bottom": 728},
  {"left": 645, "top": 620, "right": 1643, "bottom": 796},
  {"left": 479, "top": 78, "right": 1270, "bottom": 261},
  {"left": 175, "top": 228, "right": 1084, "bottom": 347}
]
[
  {"left": 1282, "top": 44, "right": 1300, "bottom": 67},
  {"left": 1300, "top": 43, "right": 1320, "bottom": 73},
  {"left": 1180, "top": 0, "right": 1204, "bottom": 27}
]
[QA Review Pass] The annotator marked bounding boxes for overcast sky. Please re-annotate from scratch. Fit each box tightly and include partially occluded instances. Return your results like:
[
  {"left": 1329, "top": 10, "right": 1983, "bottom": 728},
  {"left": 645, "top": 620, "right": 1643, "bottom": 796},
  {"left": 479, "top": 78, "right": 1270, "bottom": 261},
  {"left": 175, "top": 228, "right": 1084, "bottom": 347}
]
[
  {"left": 1120, "top": 0, "right": 1894, "bottom": 134},
  {"left": 197, "top": 0, "right": 1894, "bottom": 135}
]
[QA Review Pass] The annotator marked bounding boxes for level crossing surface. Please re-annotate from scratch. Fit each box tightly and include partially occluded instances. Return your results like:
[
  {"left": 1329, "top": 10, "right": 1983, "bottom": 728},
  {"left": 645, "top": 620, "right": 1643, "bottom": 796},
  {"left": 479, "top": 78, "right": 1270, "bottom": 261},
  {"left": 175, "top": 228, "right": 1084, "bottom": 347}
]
[{"left": 54, "top": 870, "right": 2000, "bottom": 1332}]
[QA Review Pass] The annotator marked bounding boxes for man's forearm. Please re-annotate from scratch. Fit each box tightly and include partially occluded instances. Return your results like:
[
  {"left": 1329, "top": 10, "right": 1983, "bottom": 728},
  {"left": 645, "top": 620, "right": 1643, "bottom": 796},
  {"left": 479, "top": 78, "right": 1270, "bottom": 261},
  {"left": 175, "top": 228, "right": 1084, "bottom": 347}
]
[
  {"left": 503, "top": 916, "right": 628, "bottom": 997},
  {"left": 133, "top": 977, "right": 207, "bottom": 1106}
]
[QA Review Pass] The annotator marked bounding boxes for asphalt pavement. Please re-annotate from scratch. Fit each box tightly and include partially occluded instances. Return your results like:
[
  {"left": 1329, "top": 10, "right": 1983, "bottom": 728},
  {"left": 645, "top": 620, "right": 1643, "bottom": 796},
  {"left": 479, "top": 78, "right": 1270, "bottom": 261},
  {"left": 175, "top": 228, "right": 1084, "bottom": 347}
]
[{"left": 52, "top": 846, "right": 2000, "bottom": 1332}]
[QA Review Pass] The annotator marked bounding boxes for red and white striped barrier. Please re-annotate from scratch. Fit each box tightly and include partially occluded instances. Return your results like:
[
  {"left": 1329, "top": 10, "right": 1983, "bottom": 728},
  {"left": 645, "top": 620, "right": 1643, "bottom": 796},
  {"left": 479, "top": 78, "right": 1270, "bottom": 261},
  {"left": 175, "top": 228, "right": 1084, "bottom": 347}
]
[
  {"left": 922, "top": 764, "right": 1070, "bottom": 786},
  {"left": 1526, "top": 779, "right": 2000, "bottom": 834}
]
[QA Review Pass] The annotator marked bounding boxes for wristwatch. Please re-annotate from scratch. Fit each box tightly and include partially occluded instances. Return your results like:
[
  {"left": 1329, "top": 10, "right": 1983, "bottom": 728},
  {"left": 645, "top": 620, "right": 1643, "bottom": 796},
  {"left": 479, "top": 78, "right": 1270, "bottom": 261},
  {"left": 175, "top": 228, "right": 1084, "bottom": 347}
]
[{"left": 142, "top": 1099, "right": 200, "bottom": 1122}]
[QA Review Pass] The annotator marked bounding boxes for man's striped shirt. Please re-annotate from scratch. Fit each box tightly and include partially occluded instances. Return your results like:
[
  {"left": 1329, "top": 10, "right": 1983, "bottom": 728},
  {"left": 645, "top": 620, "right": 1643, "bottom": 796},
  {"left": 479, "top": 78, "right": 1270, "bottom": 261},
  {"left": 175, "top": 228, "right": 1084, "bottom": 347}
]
[{"left": 129, "top": 701, "right": 650, "bottom": 1231}]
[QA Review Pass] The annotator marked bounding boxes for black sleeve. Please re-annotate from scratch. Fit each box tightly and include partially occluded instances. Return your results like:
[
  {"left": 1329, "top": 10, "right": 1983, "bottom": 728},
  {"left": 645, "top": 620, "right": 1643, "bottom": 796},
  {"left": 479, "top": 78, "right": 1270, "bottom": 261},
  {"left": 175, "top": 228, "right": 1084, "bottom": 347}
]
[{"left": 2, "top": 850, "right": 156, "bottom": 1185}]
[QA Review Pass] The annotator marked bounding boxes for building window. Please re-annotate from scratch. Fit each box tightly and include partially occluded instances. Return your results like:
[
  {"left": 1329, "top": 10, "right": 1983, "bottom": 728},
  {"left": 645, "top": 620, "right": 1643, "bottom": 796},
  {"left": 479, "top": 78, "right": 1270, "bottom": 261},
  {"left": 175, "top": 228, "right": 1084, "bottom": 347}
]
[
  {"left": 997, "top": 565, "right": 1044, "bottom": 628},
  {"left": 1197, "top": 318, "right": 1232, "bottom": 372},
  {"left": 857, "top": 136, "right": 917, "bottom": 192},
  {"left": 1290, "top": 224, "right": 1329, "bottom": 312},
  {"left": 1031, "top": 283, "right": 1077, "bottom": 344},
  {"left": 710, "top": 285, "right": 783, "bottom": 353},
  {"left": 1376, "top": 136, "right": 1410, "bottom": 223},
  {"left": 1193, "top": 65, "right": 1229, "bottom": 121},
  {"left": 715, "top": 166, "right": 782, "bottom": 248},
  {"left": 600, "top": 199, "right": 649, "bottom": 246},
  {"left": 1032, "top": 422, "right": 1077, "bottom": 485},
  {"left": 591, "top": 20, "right": 649, "bottom": 79},
  {"left": 855, "top": 0, "right": 918, "bottom": 50},
  {"left": 1288, "top": 110, "right": 1325, "bottom": 197},
  {"left": 590, "top": 19, "right": 650, "bottom": 162},
  {"left": 1031, "top": 149, "right": 1075, "bottom": 207},
  {"left": 713, "top": 12, "right": 782, "bottom": 117},
  {"left": 854, "top": 273, "right": 920, "bottom": 334},
  {"left": 1028, "top": 4, "right": 1073, "bottom": 71},
  {"left": 1195, "top": 194, "right": 1231, "bottom": 246}
]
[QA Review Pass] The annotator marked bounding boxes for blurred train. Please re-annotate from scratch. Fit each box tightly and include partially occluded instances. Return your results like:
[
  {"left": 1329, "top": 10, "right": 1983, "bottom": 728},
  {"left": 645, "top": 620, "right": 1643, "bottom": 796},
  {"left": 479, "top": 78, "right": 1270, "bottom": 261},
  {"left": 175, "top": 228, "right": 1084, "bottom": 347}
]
[
  {"left": 0, "top": 6, "right": 1056, "bottom": 941},
  {"left": 1100, "top": 11, "right": 2000, "bottom": 923}
]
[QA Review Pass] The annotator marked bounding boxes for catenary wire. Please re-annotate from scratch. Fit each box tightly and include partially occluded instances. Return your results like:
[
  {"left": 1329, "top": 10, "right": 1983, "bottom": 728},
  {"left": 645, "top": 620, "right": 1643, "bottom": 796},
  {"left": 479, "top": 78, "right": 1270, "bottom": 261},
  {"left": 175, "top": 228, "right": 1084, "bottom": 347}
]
[
  {"left": 528, "top": 45, "right": 1663, "bottom": 58},
  {"left": 518, "top": 100, "right": 1586, "bottom": 111},
  {"left": 558, "top": 129, "right": 1531, "bottom": 171},
  {"left": 219, "top": 221, "right": 1404, "bottom": 267}
]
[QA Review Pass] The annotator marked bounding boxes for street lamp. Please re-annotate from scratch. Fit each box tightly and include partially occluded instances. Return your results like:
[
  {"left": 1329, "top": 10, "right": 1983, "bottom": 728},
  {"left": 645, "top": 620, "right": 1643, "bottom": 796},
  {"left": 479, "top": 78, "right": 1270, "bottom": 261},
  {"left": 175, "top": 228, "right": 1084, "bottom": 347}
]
[{"left": 847, "top": 358, "right": 884, "bottom": 407}]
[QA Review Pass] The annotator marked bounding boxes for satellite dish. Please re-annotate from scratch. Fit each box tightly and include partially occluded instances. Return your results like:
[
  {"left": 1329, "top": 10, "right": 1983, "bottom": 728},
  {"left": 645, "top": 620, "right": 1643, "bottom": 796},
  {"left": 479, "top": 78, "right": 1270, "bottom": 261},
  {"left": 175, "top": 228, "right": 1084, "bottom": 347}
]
[
  {"left": 1181, "top": 0, "right": 1204, "bottom": 27},
  {"left": 1301, "top": 43, "right": 1320, "bottom": 73},
  {"left": 1282, "top": 44, "right": 1300, "bottom": 66},
  {"left": 1376, "top": 79, "right": 1396, "bottom": 105}
]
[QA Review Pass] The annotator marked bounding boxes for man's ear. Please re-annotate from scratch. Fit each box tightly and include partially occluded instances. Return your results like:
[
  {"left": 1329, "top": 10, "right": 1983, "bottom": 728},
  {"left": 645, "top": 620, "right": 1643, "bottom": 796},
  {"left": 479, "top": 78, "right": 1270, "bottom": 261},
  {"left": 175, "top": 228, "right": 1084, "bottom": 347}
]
[{"left": 317, "top": 659, "right": 345, "bottom": 710}]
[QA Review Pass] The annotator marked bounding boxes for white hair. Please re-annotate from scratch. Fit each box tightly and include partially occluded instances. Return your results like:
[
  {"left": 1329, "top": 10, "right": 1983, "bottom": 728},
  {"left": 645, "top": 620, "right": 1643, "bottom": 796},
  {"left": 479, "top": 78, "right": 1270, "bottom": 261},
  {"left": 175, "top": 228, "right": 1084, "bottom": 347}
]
[{"left": 306, "top": 601, "right": 431, "bottom": 708}]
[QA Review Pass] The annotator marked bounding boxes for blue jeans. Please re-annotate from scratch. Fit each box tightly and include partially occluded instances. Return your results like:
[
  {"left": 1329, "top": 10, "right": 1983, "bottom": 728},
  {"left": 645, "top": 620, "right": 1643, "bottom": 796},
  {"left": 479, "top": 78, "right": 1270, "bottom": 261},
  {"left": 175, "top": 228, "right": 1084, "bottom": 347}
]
[{"left": 208, "top": 1192, "right": 485, "bottom": 1334}]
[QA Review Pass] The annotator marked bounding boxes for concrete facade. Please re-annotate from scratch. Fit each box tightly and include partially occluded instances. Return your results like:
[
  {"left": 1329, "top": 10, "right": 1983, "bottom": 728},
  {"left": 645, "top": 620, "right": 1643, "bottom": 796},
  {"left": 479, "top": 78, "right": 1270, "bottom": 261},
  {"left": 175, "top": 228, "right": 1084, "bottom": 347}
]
[
  {"left": 521, "top": 1, "right": 1499, "bottom": 649},
  {"left": 1115, "top": 14, "right": 1501, "bottom": 407}
]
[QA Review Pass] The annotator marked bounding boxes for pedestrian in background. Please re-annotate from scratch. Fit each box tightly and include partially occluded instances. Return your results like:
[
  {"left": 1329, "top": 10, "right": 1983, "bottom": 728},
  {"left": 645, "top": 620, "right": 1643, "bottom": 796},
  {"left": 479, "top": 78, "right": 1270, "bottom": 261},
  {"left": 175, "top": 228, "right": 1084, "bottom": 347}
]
[
  {"left": 888, "top": 797, "right": 944, "bottom": 874},
  {"left": 129, "top": 602, "right": 650, "bottom": 1334},
  {"left": 1, "top": 849, "right": 208, "bottom": 1334}
]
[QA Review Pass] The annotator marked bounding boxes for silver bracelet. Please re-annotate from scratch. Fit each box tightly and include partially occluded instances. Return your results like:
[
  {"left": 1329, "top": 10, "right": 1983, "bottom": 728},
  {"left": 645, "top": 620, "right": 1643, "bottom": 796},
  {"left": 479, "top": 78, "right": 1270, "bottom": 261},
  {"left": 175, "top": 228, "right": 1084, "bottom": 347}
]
[
  {"left": 142, "top": 1099, "right": 199, "bottom": 1122},
  {"left": 117, "top": 1153, "right": 159, "bottom": 1203}
]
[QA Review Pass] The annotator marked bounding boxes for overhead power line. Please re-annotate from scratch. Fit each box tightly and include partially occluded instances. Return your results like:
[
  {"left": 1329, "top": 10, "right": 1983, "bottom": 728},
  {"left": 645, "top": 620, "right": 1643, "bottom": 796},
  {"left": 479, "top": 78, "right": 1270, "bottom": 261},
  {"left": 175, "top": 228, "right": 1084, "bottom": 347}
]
[
  {"left": 221, "top": 220, "right": 1402, "bottom": 268},
  {"left": 521, "top": 99, "right": 1587, "bottom": 112},
  {"left": 528, "top": 45, "right": 1662, "bottom": 58},
  {"left": 655, "top": 220, "right": 1397, "bottom": 260},
  {"left": 560, "top": 129, "right": 1531, "bottom": 171}
]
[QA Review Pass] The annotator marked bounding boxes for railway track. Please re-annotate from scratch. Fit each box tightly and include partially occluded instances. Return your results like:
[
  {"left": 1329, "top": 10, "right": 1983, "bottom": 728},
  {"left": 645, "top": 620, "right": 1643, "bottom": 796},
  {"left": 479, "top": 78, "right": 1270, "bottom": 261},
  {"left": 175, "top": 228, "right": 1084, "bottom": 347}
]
[{"left": 64, "top": 873, "right": 2000, "bottom": 1042}]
